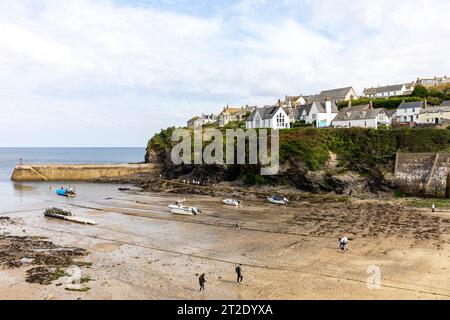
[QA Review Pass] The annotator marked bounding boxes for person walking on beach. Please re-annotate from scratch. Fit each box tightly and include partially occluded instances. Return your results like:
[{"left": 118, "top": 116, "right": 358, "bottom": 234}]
[
  {"left": 432, "top": 203, "right": 436, "bottom": 213},
  {"left": 199, "top": 273, "right": 206, "bottom": 292},
  {"left": 339, "top": 236, "right": 348, "bottom": 251},
  {"left": 235, "top": 264, "right": 243, "bottom": 284}
]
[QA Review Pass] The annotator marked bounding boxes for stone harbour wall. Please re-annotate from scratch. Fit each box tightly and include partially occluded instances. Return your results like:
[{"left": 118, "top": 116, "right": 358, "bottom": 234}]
[
  {"left": 11, "top": 163, "right": 161, "bottom": 181},
  {"left": 395, "top": 152, "right": 450, "bottom": 198}
]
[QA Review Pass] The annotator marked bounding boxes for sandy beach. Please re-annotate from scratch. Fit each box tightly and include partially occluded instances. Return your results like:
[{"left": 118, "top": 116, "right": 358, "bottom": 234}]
[{"left": 1, "top": 184, "right": 449, "bottom": 300}]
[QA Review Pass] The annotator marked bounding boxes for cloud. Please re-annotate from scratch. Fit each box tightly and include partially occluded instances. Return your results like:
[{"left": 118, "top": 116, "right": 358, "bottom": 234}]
[{"left": 0, "top": 0, "right": 449, "bottom": 146}]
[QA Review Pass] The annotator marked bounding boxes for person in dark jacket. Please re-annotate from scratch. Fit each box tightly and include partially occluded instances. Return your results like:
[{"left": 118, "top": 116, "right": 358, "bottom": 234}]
[
  {"left": 199, "top": 273, "right": 206, "bottom": 291},
  {"left": 235, "top": 265, "right": 243, "bottom": 283}
]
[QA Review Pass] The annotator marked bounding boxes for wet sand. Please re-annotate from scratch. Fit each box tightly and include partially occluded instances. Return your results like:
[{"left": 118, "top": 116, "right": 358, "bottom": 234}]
[{"left": 1, "top": 186, "right": 450, "bottom": 300}]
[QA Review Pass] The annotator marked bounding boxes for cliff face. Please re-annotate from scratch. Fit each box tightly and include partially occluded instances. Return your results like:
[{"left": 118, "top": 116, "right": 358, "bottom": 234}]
[{"left": 145, "top": 127, "right": 450, "bottom": 194}]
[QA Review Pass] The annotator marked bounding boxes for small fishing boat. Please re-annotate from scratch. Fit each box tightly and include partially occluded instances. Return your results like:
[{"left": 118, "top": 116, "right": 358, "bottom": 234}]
[
  {"left": 267, "top": 195, "right": 289, "bottom": 205},
  {"left": 118, "top": 187, "right": 130, "bottom": 191},
  {"left": 223, "top": 198, "right": 242, "bottom": 206},
  {"left": 44, "top": 208, "right": 96, "bottom": 225},
  {"left": 168, "top": 200, "right": 201, "bottom": 216},
  {"left": 56, "top": 188, "right": 76, "bottom": 197}
]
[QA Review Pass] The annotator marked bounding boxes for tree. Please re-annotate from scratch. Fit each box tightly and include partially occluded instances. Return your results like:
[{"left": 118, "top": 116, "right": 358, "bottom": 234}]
[
  {"left": 428, "top": 87, "right": 445, "bottom": 99},
  {"left": 412, "top": 84, "right": 429, "bottom": 98}
]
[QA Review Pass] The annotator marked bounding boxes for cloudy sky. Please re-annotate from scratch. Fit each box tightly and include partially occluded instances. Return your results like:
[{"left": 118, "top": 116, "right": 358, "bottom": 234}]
[{"left": 1, "top": 0, "right": 449, "bottom": 147}]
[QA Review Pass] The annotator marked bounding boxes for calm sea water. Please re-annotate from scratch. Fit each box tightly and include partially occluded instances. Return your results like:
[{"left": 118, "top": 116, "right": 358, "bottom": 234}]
[{"left": 0, "top": 148, "right": 145, "bottom": 212}]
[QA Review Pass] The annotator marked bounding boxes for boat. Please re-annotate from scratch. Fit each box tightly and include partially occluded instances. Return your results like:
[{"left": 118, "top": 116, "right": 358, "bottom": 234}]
[
  {"left": 44, "top": 208, "right": 96, "bottom": 225},
  {"left": 168, "top": 200, "right": 201, "bottom": 216},
  {"left": 267, "top": 195, "right": 289, "bottom": 205},
  {"left": 118, "top": 187, "right": 130, "bottom": 191},
  {"left": 56, "top": 188, "right": 76, "bottom": 197},
  {"left": 222, "top": 198, "right": 242, "bottom": 206}
]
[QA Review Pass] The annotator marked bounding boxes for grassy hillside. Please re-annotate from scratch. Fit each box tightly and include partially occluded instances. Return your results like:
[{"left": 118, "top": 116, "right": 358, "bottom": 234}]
[{"left": 147, "top": 127, "right": 450, "bottom": 174}]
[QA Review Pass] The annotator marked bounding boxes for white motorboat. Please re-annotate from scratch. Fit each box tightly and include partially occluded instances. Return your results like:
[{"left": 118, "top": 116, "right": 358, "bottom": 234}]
[
  {"left": 222, "top": 198, "right": 242, "bottom": 206},
  {"left": 168, "top": 200, "right": 201, "bottom": 216},
  {"left": 267, "top": 195, "right": 289, "bottom": 205}
]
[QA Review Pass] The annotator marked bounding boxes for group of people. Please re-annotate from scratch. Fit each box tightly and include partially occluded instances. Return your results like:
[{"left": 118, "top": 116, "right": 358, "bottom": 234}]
[
  {"left": 182, "top": 179, "right": 210, "bottom": 186},
  {"left": 198, "top": 264, "right": 243, "bottom": 292},
  {"left": 61, "top": 185, "right": 75, "bottom": 195}
]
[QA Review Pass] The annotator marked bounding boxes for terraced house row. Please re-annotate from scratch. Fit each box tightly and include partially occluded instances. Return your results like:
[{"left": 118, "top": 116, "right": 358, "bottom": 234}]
[{"left": 186, "top": 76, "right": 450, "bottom": 130}]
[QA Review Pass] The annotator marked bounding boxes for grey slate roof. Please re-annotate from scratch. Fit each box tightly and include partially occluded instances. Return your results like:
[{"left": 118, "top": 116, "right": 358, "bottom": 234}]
[
  {"left": 246, "top": 106, "right": 286, "bottom": 121},
  {"left": 385, "top": 109, "right": 397, "bottom": 117},
  {"left": 441, "top": 100, "right": 450, "bottom": 107},
  {"left": 333, "top": 105, "right": 385, "bottom": 121},
  {"left": 364, "top": 84, "right": 405, "bottom": 95},
  {"left": 297, "top": 104, "right": 314, "bottom": 116},
  {"left": 397, "top": 101, "right": 424, "bottom": 110},
  {"left": 315, "top": 87, "right": 354, "bottom": 101},
  {"left": 315, "top": 101, "right": 339, "bottom": 113}
]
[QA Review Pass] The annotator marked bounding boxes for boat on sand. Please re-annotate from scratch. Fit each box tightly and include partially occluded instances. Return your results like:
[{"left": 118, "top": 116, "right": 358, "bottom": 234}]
[
  {"left": 56, "top": 187, "right": 76, "bottom": 197},
  {"left": 222, "top": 198, "right": 242, "bottom": 206},
  {"left": 168, "top": 200, "right": 201, "bottom": 216},
  {"left": 267, "top": 195, "right": 289, "bottom": 205}
]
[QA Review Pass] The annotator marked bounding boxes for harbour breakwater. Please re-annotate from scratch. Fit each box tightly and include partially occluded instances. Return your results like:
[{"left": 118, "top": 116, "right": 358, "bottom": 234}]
[
  {"left": 395, "top": 152, "right": 450, "bottom": 198},
  {"left": 11, "top": 163, "right": 161, "bottom": 181}
]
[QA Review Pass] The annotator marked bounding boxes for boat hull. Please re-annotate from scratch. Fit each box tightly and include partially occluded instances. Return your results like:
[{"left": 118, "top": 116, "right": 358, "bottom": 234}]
[
  {"left": 223, "top": 199, "right": 241, "bottom": 206},
  {"left": 168, "top": 205, "right": 198, "bottom": 216},
  {"left": 267, "top": 197, "right": 288, "bottom": 205},
  {"left": 56, "top": 189, "right": 76, "bottom": 197}
]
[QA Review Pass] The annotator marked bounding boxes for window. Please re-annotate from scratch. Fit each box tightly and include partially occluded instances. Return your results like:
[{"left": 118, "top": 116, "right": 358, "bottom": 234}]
[
  {"left": 364, "top": 121, "right": 367, "bottom": 127},
  {"left": 276, "top": 113, "right": 285, "bottom": 128}
]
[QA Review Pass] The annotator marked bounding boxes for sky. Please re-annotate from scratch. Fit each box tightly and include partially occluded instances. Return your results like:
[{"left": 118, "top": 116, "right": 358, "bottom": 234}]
[{"left": 1, "top": 0, "right": 450, "bottom": 147}]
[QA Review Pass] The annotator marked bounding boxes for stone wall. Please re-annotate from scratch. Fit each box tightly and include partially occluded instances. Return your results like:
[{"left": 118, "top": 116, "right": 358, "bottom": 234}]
[
  {"left": 395, "top": 152, "right": 450, "bottom": 197},
  {"left": 11, "top": 163, "right": 161, "bottom": 181}
]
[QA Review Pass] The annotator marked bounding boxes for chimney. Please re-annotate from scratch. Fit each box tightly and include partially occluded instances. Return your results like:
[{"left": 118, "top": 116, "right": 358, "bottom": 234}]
[
  {"left": 325, "top": 99, "right": 332, "bottom": 114},
  {"left": 278, "top": 99, "right": 281, "bottom": 107}
]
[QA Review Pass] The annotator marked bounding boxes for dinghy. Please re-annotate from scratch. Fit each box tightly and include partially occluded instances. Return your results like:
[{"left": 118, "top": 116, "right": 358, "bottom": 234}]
[
  {"left": 118, "top": 187, "right": 130, "bottom": 191},
  {"left": 56, "top": 188, "right": 76, "bottom": 197},
  {"left": 267, "top": 195, "right": 289, "bottom": 205},
  {"left": 168, "top": 200, "right": 201, "bottom": 216},
  {"left": 222, "top": 198, "right": 242, "bottom": 206}
]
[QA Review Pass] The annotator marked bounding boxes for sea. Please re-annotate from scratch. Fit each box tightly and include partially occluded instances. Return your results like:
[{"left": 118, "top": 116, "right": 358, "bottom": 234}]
[{"left": 0, "top": 148, "right": 145, "bottom": 212}]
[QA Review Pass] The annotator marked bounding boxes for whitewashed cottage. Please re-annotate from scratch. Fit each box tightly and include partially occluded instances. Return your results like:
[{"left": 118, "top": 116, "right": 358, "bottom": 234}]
[
  {"left": 396, "top": 101, "right": 425, "bottom": 123},
  {"left": 332, "top": 104, "right": 390, "bottom": 129},
  {"left": 245, "top": 106, "right": 290, "bottom": 129},
  {"left": 295, "top": 99, "right": 338, "bottom": 127}
]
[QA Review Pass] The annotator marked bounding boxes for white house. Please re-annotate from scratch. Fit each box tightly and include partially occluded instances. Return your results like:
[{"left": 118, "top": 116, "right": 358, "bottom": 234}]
[
  {"left": 417, "top": 76, "right": 450, "bottom": 88},
  {"left": 332, "top": 104, "right": 390, "bottom": 129},
  {"left": 385, "top": 109, "right": 398, "bottom": 125},
  {"left": 363, "top": 84, "right": 409, "bottom": 98},
  {"left": 245, "top": 106, "right": 290, "bottom": 129},
  {"left": 296, "top": 100, "right": 338, "bottom": 127},
  {"left": 396, "top": 101, "right": 424, "bottom": 123}
]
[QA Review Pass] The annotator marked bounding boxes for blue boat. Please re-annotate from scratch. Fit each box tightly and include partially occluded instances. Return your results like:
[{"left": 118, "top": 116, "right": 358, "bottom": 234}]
[{"left": 56, "top": 188, "right": 76, "bottom": 197}]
